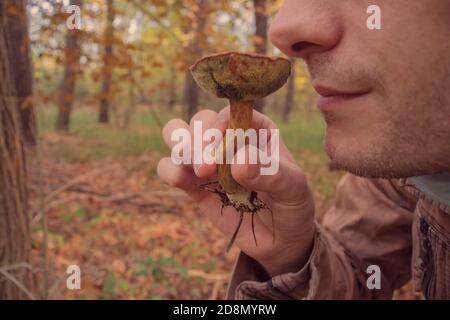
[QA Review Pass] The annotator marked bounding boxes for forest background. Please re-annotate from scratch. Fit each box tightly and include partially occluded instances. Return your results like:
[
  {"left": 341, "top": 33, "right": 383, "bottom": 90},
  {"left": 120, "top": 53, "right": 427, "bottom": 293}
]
[{"left": 0, "top": 0, "right": 418, "bottom": 299}]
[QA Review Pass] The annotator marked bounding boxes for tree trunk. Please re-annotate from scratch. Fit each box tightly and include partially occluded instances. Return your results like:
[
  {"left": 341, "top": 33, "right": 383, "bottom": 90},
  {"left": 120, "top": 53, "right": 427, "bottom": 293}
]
[
  {"left": 253, "top": 0, "right": 268, "bottom": 113},
  {"left": 0, "top": 2, "right": 32, "bottom": 299},
  {"left": 282, "top": 58, "right": 296, "bottom": 123},
  {"left": 184, "top": 72, "right": 199, "bottom": 121},
  {"left": 5, "top": 0, "right": 36, "bottom": 145},
  {"left": 183, "top": 0, "right": 209, "bottom": 121},
  {"left": 98, "top": 0, "right": 115, "bottom": 124},
  {"left": 56, "top": 0, "right": 83, "bottom": 132},
  {"left": 121, "top": 69, "right": 136, "bottom": 130},
  {"left": 167, "top": 63, "right": 176, "bottom": 111}
]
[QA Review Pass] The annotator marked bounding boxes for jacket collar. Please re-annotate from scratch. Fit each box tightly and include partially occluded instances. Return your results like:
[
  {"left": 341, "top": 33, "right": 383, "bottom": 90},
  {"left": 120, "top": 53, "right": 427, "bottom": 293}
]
[
  {"left": 409, "top": 172, "right": 450, "bottom": 207},
  {"left": 397, "top": 172, "right": 450, "bottom": 215}
]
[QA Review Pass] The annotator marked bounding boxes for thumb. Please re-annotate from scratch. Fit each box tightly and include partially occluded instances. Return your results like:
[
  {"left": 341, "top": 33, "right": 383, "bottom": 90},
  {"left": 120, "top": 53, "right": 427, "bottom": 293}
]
[{"left": 231, "top": 144, "right": 310, "bottom": 205}]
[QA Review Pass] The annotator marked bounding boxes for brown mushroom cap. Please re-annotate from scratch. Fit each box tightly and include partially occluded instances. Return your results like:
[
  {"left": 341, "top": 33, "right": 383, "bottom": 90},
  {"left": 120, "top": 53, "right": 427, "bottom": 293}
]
[{"left": 190, "top": 52, "right": 291, "bottom": 101}]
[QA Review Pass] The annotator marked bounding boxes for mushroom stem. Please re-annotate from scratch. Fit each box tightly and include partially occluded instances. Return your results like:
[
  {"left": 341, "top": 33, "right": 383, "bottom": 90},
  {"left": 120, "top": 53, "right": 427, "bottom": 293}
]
[
  {"left": 217, "top": 100, "right": 256, "bottom": 211},
  {"left": 229, "top": 100, "right": 253, "bottom": 131}
]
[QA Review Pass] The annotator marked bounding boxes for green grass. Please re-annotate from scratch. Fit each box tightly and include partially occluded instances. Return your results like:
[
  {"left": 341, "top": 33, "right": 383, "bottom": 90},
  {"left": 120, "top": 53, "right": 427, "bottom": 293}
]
[
  {"left": 38, "top": 106, "right": 326, "bottom": 160},
  {"left": 276, "top": 112, "right": 326, "bottom": 154},
  {"left": 37, "top": 106, "right": 172, "bottom": 162},
  {"left": 37, "top": 105, "right": 342, "bottom": 206}
]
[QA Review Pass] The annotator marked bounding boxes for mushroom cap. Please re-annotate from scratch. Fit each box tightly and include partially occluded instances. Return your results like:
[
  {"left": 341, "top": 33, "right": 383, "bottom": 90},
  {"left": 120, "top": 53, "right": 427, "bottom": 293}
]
[{"left": 190, "top": 52, "right": 291, "bottom": 101}]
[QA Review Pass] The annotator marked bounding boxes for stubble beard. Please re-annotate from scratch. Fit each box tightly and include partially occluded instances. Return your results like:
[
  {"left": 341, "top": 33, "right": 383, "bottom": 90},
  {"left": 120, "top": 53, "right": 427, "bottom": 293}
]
[
  {"left": 308, "top": 48, "right": 450, "bottom": 179},
  {"left": 324, "top": 85, "right": 450, "bottom": 179}
]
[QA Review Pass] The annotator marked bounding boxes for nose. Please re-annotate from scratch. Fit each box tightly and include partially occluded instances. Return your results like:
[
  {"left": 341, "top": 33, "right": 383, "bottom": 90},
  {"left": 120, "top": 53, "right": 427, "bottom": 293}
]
[{"left": 269, "top": 0, "right": 344, "bottom": 59}]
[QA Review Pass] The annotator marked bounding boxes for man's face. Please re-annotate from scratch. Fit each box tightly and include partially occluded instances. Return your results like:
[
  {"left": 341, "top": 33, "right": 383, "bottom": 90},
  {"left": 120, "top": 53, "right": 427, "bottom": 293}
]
[{"left": 269, "top": 0, "right": 450, "bottom": 178}]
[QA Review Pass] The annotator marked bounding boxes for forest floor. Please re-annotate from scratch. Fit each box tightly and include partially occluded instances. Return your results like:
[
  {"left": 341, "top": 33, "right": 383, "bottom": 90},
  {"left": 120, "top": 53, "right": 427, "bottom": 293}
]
[
  {"left": 27, "top": 105, "right": 421, "bottom": 299},
  {"left": 29, "top": 149, "right": 234, "bottom": 299}
]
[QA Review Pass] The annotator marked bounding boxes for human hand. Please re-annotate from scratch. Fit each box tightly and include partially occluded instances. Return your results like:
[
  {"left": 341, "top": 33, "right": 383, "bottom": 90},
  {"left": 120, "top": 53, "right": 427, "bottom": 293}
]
[{"left": 157, "top": 107, "right": 315, "bottom": 276}]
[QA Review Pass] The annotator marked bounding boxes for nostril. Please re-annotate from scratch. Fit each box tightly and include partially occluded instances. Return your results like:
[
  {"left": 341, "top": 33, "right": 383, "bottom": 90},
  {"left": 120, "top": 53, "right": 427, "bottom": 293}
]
[{"left": 291, "top": 41, "right": 315, "bottom": 53}]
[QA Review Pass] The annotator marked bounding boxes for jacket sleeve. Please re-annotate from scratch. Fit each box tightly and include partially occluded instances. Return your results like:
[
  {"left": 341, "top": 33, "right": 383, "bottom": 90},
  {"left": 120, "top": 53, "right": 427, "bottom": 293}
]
[{"left": 225, "top": 174, "right": 418, "bottom": 299}]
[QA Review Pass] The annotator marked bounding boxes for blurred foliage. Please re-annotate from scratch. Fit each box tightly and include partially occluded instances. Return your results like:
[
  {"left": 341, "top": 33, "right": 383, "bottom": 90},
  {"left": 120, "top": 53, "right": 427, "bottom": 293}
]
[
  {"left": 28, "top": 0, "right": 315, "bottom": 116},
  {"left": 23, "top": 0, "right": 354, "bottom": 301}
]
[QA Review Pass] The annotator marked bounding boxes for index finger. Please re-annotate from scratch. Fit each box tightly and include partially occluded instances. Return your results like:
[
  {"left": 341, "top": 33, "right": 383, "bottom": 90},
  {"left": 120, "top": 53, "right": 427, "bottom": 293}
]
[{"left": 162, "top": 118, "right": 190, "bottom": 149}]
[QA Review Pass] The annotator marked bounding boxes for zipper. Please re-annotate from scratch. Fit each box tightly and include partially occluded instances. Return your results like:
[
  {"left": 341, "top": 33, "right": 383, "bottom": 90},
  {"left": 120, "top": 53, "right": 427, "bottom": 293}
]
[{"left": 419, "top": 217, "right": 434, "bottom": 299}]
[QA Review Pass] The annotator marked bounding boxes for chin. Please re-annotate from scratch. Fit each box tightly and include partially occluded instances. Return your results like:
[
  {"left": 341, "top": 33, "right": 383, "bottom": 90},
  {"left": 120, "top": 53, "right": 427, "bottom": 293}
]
[
  {"left": 325, "top": 136, "right": 449, "bottom": 179},
  {"left": 324, "top": 133, "right": 402, "bottom": 179}
]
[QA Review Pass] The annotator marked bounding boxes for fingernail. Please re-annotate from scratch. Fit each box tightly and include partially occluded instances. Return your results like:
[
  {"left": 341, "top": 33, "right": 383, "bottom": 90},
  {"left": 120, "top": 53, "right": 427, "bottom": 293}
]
[
  {"left": 193, "top": 163, "right": 201, "bottom": 174},
  {"left": 247, "top": 163, "right": 259, "bottom": 180}
]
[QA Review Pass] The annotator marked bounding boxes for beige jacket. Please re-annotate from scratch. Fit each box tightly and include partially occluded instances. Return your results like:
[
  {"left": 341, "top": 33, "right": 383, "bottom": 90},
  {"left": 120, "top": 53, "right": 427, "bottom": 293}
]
[{"left": 225, "top": 174, "right": 450, "bottom": 300}]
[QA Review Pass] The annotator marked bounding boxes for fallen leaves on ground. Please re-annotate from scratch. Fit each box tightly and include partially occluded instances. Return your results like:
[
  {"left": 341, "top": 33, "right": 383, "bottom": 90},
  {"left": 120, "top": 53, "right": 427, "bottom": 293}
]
[{"left": 28, "top": 136, "right": 234, "bottom": 299}]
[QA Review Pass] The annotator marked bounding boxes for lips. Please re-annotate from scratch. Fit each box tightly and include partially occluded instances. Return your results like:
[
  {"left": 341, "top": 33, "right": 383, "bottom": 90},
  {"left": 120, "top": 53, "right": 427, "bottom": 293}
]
[{"left": 313, "top": 85, "right": 369, "bottom": 112}]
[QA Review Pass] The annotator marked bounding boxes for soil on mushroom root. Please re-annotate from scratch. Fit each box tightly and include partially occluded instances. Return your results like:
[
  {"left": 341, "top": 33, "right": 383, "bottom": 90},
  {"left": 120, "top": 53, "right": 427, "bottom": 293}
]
[{"left": 200, "top": 181, "right": 275, "bottom": 252}]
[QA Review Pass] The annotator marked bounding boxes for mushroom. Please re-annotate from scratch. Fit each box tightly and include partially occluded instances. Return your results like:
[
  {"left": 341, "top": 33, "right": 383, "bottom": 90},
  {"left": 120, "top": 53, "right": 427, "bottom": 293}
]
[{"left": 190, "top": 52, "right": 291, "bottom": 251}]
